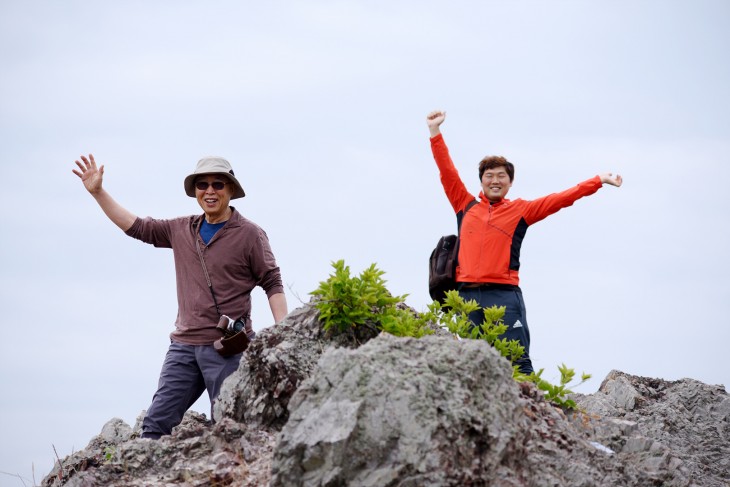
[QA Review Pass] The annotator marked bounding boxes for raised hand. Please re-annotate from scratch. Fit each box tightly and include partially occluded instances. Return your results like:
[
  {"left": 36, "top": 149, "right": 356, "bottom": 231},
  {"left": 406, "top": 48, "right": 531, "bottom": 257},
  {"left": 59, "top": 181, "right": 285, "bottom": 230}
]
[
  {"left": 71, "top": 153, "right": 137, "bottom": 230},
  {"left": 73, "top": 154, "right": 104, "bottom": 194},
  {"left": 426, "top": 110, "right": 446, "bottom": 137},
  {"left": 599, "top": 173, "right": 623, "bottom": 187}
]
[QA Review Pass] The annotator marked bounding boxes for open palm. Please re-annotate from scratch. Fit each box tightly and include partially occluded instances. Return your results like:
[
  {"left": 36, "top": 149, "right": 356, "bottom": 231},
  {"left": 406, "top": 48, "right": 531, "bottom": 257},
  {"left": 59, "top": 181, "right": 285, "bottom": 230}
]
[{"left": 73, "top": 154, "right": 104, "bottom": 194}]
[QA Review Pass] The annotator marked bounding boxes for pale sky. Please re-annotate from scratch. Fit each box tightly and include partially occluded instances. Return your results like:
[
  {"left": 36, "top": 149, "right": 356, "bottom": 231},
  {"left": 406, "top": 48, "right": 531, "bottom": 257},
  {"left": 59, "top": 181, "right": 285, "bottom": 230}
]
[{"left": 1, "top": 1, "right": 729, "bottom": 485}]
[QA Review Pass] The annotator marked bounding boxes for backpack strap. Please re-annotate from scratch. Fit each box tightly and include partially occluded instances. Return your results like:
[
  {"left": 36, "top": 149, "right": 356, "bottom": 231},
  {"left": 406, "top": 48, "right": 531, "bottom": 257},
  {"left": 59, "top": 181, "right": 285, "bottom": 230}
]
[
  {"left": 453, "top": 198, "right": 478, "bottom": 273},
  {"left": 456, "top": 199, "right": 479, "bottom": 235}
]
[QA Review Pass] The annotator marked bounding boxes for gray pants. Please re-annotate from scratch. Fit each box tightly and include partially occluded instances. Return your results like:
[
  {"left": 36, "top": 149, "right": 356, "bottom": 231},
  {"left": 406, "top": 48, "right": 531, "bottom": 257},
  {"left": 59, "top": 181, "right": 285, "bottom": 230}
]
[{"left": 141, "top": 341, "right": 242, "bottom": 439}]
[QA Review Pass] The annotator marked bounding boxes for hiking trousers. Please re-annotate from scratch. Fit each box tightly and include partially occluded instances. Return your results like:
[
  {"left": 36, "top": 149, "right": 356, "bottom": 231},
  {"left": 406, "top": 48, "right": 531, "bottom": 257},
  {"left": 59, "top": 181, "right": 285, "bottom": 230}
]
[
  {"left": 458, "top": 285, "right": 534, "bottom": 375},
  {"left": 141, "top": 341, "right": 242, "bottom": 439}
]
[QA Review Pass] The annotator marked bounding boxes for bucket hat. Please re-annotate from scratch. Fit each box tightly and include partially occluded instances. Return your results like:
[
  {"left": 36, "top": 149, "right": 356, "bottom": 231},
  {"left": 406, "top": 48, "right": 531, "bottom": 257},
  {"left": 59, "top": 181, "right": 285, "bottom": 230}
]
[{"left": 184, "top": 157, "right": 245, "bottom": 199}]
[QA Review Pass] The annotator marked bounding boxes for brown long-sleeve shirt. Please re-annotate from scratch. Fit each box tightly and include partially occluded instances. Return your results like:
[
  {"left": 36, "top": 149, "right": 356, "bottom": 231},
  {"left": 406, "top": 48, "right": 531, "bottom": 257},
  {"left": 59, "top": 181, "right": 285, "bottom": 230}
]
[{"left": 125, "top": 207, "right": 284, "bottom": 345}]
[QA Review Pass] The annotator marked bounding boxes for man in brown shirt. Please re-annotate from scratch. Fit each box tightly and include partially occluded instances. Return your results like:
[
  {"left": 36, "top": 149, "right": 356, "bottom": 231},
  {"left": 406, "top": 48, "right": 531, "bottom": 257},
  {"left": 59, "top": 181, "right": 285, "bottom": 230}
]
[{"left": 73, "top": 154, "right": 287, "bottom": 439}]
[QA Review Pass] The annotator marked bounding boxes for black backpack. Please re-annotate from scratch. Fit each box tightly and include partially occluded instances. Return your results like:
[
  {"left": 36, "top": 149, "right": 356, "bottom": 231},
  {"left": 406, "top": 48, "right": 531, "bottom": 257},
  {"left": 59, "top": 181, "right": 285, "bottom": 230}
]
[{"left": 428, "top": 199, "right": 478, "bottom": 303}]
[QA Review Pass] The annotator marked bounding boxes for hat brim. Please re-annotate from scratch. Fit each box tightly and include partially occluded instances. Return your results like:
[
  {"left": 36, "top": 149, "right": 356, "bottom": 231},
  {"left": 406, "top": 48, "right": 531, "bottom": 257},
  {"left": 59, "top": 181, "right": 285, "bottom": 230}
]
[{"left": 184, "top": 172, "right": 246, "bottom": 199}]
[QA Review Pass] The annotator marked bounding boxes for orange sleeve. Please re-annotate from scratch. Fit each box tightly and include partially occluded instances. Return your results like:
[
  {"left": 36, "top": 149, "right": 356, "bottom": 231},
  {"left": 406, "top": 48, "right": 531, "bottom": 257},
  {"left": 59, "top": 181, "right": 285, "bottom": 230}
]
[
  {"left": 522, "top": 176, "right": 603, "bottom": 225},
  {"left": 430, "top": 134, "right": 477, "bottom": 213}
]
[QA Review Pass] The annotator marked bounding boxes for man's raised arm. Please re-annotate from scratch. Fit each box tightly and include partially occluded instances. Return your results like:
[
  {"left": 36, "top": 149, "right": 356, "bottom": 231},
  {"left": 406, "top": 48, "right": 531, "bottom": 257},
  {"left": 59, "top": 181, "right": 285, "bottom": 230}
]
[
  {"left": 72, "top": 154, "right": 137, "bottom": 232},
  {"left": 426, "top": 110, "right": 446, "bottom": 138}
]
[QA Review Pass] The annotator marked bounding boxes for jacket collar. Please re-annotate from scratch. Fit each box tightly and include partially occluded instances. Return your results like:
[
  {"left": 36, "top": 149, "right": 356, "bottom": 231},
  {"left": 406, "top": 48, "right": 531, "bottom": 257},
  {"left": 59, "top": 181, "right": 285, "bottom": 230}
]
[
  {"left": 192, "top": 206, "right": 243, "bottom": 229},
  {"left": 478, "top": 193, "right": 510, "bottom": 207}
]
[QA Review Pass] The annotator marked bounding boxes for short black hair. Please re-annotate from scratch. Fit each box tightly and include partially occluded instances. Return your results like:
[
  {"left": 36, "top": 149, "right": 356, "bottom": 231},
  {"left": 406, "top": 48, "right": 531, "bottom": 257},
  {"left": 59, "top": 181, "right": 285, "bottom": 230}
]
[{"left": 478, "top": 156, "right": 514, "bottom": 182}]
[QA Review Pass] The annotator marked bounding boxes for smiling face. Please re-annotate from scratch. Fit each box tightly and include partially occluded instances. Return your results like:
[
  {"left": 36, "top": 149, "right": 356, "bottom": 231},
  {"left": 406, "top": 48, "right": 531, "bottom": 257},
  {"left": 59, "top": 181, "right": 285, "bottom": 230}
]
[
  {"left": 480, "top": 167, "right": 512, "bottom": 203},
  {"left": 194, "top": 175, "right": 234, "bottom": 223}
]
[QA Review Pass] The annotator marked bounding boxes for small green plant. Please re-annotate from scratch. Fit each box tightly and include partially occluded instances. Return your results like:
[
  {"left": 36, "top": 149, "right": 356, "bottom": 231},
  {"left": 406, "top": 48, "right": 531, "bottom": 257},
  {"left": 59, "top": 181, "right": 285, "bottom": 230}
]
[
  {"left": 103, "top": 445, "right": 115, "bottom": 463},
  {"left": 311, "top": 260, "right": 434, "bottom": 340},
  {"left": 527, "top": 365, "right": 592, "bottom": 409}
]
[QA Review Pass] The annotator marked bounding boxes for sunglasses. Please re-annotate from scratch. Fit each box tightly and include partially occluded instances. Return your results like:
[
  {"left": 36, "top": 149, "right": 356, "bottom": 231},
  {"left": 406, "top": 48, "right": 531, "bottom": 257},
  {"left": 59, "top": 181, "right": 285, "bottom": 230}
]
[{"left": 195, "top": 181, "right": 228, "bottom": 191}]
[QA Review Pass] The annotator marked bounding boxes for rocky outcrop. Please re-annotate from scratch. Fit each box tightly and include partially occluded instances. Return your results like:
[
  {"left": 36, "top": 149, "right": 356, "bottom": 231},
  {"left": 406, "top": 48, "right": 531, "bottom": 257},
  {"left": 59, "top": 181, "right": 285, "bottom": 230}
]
[
  {"left": 213, "top": 304, "right": 328, "bottom": 430},
  {"left": 270, "top": 333, "right": 639, "bottom": 486},
  {"left": 42, "top": 302, "right": 729, "bottom": 486},
  {"left": 573, "top": 370, "right": 730, "bottom": 486},
  {"left": 42, "top": 412, "right": 278, "bottom": 487}
]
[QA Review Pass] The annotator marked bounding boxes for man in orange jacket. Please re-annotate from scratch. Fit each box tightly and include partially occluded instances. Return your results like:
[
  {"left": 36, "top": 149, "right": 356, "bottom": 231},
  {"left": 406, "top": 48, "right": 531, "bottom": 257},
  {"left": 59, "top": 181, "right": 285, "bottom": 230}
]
[{"left": 426, "top": 110, "right": 623, "bottom": 374}]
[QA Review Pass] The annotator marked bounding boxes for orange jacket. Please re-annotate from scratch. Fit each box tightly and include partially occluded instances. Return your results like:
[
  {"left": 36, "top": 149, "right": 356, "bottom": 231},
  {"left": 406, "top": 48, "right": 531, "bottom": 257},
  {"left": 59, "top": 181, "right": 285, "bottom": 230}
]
[{"left": 431, "top": 133, "right": 603, "bottom": 285}]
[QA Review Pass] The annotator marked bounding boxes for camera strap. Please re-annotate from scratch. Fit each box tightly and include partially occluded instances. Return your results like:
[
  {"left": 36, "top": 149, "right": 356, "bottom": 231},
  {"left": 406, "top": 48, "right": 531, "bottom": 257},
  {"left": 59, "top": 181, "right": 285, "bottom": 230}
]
[{"left": 195, "top": 232, "right": 223, "bottom": 317}]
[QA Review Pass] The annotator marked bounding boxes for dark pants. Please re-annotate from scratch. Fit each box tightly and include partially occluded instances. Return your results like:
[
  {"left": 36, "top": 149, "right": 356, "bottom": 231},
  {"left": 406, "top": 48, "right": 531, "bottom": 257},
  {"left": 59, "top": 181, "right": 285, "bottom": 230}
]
[
  {"left": 459, "top": 285, "right": 534, "bottom": 375},
  {"left": 141, "top": 341, "right": 242, "bottom": 439}
]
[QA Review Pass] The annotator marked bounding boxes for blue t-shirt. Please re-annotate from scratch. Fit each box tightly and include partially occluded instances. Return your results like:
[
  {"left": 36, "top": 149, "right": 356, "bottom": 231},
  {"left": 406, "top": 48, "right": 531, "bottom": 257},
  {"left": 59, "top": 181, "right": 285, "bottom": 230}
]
[{"left": 200, "top": 219, "right": 226, "bottom": 244}]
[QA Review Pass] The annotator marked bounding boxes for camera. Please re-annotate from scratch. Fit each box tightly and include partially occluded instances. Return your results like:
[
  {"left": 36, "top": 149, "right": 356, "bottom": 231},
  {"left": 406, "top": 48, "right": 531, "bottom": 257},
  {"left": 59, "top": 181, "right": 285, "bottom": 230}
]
[
  {"left": 218, "top": 314, "right": 246, "bottom": 335},
  {"left": 214, "top": 314, "right": 252, "bottom": 357}
]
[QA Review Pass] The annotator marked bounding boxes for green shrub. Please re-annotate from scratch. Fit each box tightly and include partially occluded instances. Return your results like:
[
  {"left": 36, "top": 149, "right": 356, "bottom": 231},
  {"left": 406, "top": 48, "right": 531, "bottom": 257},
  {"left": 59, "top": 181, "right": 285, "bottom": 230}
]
[
  {"left": 434, "top": 290, "right": 590, "bottom": 409},
  {"left": 311, "top": 260, "right": 433, "bottom": 339},
  {"left": 311, "top": 260, "right": 588, "bottom": 409},
  {"left": 436, "top": 290, "right": 525, "bottom": 363}
]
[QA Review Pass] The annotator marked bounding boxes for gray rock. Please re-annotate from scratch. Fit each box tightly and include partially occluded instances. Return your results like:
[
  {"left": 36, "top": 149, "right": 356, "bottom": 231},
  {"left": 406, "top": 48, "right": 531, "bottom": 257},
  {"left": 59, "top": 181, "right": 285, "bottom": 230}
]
[
  {"left": 574, "top": 370, "right": 730, "bottom": 486},
  {"left": 271, "top": 333, "right": 662, "bottom": 487},
  {"left": 42, "top": 302, "right": 730, "bottom": 487},
  {"left": 42, "top": 412, "right": 277, "bottom": 487},
  {"left": 98, "top": 418, "right": 133, "bottom": 443},
  {"left": 272, "top": 333, "right": 523, "bottom": 486},
  {"left": 213, "top": 304, "right": 329, "bottom": 429}
]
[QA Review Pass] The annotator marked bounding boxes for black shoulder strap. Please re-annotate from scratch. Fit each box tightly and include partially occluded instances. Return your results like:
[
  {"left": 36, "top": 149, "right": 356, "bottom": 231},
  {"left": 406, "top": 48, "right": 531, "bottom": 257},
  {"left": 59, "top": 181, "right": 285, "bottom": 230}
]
[
  {"left": 456, "top": 199, "right": 479, "bottom": 235},
  {"left": 453, "top": 199, "right": 478, "bottom": 273}
]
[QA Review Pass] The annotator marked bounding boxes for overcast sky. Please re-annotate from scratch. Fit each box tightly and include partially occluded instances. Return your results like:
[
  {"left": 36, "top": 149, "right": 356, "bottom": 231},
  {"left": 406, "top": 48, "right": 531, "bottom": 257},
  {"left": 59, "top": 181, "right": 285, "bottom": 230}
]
[{"left": 1, "top": 1, "right": 729, "bottom": 485}]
